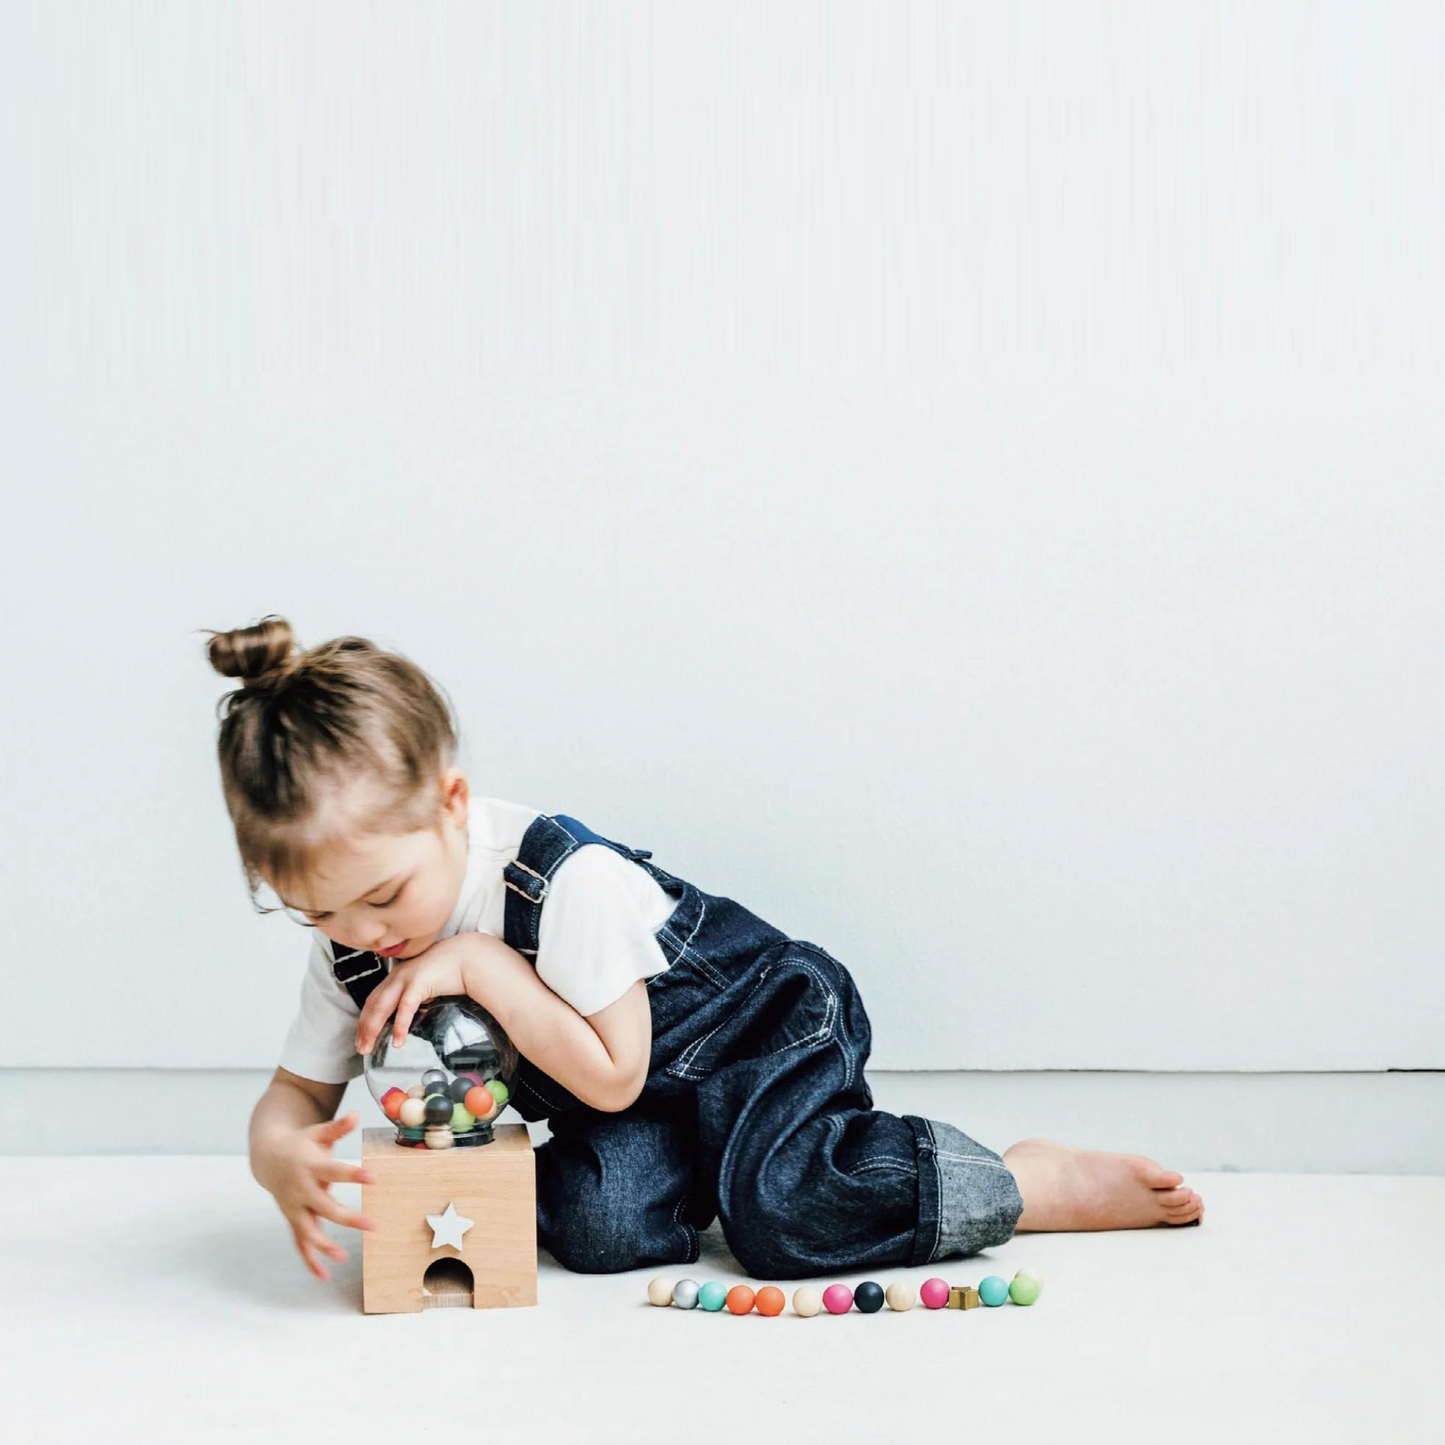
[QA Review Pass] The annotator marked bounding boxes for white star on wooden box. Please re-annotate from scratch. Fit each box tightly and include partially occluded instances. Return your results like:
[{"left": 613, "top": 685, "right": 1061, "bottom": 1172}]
[{"left": 425, "top": 1200, "right": 474, "bottom": 1251}]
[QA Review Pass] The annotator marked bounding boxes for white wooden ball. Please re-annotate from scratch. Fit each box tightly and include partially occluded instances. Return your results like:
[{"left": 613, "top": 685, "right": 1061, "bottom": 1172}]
[
  {"left": 792, "top": 1286, "right": 823, "bottom": 1317},
  {"left": 647, "top": 1277, "right": 676, "bottom": 1307},
  {"left": 885, "top": 1282, "right": 916, "bottom": 1311},
  {"left": 399, "top": 1098, "right": 427, "bottom": 1127}
]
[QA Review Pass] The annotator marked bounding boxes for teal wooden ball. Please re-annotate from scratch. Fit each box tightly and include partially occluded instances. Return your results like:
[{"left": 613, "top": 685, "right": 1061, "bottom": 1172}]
[
  {"left": 978, "top": 1275, "right": 1010, "bottom": 1306},
  {"left": 697, "top": 1281, "right": 729, "bottom": 1312},
  {"left": 672, "top": 1279, "right": 701, "bottom": 1310},
  {"left": 1009, "top": 1273, "right": 1043, "bottom": 1306}
]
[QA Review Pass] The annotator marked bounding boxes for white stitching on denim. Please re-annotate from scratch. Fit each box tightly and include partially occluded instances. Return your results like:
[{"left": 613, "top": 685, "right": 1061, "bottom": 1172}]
[
  {"left": 922, "top": 1118, "right": 942, "bottom": 1263},
  {"left": 658, "top": 892, "right": 727, "bottom": 990},
  {"left": 666, "top": 956, "right": 838, "bottom": 1080},
  {"left": 671, "top": 1193, "right": 699, "bottom": 1262},
  {"left": 933, "top": 1151, "right": 1013, "bottom": 1172},
  {"left": 517, "top": 1073, "right": 569, "bottom": 1115}
]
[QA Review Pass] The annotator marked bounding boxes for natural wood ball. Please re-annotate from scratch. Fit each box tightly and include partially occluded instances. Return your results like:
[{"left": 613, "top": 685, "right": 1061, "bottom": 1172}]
[
  {"left": 792, "top": 1287, "right": 823, "bottom": 1317},
  {"left": 885, "top": 1282, "right": 916, "bottom": 1311}
]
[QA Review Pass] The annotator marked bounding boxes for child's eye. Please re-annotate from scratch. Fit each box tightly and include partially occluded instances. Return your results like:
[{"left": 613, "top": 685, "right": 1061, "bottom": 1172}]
[{"left": 302, "top": 883, "right": 404, "bottom": 924}]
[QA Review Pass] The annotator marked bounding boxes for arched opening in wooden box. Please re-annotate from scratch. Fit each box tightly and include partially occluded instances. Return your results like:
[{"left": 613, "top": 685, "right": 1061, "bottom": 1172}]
[{"left": 422, "top": 1257, "right": 474, "bottom": 1309}]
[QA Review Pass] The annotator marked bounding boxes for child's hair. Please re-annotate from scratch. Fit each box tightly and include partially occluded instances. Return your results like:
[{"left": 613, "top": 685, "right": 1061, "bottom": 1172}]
[{"left": 201, "top": 614, "right": 460, "bottom": 909}]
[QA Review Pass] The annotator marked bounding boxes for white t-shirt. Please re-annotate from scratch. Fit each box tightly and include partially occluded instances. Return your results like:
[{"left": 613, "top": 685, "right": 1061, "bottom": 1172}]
[{"left": 277, "top": 797, "right": 677, "bottom": 1085}]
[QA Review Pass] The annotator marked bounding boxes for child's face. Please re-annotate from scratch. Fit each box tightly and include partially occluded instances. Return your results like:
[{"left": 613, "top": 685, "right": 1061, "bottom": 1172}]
[{"left": 264, "top": 769, "right": 471, "bottom": 961}]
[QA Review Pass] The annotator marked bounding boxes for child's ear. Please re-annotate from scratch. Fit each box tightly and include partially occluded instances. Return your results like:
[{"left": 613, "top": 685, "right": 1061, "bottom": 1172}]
[{"left": 440, "top": 767, "right": 469, "bottom": 823}]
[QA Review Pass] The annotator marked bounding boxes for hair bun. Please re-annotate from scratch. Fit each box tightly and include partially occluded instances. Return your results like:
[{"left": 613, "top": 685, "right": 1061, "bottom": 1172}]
[{"left": 203, "top": 614, "right": 303, "bottom": 691}]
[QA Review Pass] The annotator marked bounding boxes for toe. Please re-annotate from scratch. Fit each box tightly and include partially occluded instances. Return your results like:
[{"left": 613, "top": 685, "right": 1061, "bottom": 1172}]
[
  {"left": 1142, "top": 1161, "right": 1185, "bottom": 1188},
  {"left": 1156, "top": 1187, "right": 1194, "bottom": 1207}
]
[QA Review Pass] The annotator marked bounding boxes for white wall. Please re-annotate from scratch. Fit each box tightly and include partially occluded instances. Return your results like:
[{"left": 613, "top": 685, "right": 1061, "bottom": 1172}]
[{"left": 1, "top": 4, "right": 1441, "bottom": 1097}]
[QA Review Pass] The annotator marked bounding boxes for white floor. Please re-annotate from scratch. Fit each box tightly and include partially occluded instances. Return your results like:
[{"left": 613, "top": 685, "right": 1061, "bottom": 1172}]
[{"left": 2, "top": 1156, "right": 1438, "bottom": 1445}]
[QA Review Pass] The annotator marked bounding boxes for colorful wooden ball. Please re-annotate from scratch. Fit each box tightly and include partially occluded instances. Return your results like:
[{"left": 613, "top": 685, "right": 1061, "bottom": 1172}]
[
  {"left": 398, "top": 1098, "right": 427, "bottom": 1127},
  {"left": 823, "top": 1284, "right": 854, "bottom": 1314},
  {"left": 978, "top": 1275, "right": 1009, "bottom": 1306},
  {"left": 421, "top": 1069, "right": 448, "bottom": 1089},
  {"left": 406, "top": 1084, "right": 426, "bottom": 1099},
  {"left": 449, "top": 1103, "right": 475, "bottom": 1133},
  {"left": 465, "top": 1086, "right": 499, "bottom": 1120},
  {"left": 380, "top": 1087, "right": 407, "bottom": 1121},
  {"left": 1009, "top": 1273, "right": 1043, "bottom": 1306},
  {"left": 885, "top": 1282, "right": 916, "bottom": 1311},
  {"left": 486, "top": 1079, "right": 510, "bottom": 1107},
  {"left": 755, "top": 1286, "right": 785, "bottom": 1317},
  {"left": 726, "top": 1286, "right": 756, "bottom": 1315},
  {"left": 792, "top": 1287, "right": 823, "bottom": 1318},
  {"left": 672, "top": 1279, "right": 700, "bottom": 1310},
  {"left": 647, "top": 1278, "right": 675, "bottom": 1307},
  {"left": 920, "top": 1277, "right": 950, "bottom": 1310},
  {"left": 423, "top": 1093, "right": 453, "bottom": 1125},
  {"left": 447, "top": 1076, "right": 474, "bottom": 1103},
  {"left": 853, "top": 1281, "right": 885, "bottom": 1313},
  {"left": 697, "top": 1282, "right": 728, "bottom": 1312},
  {"left": 423, "top": 1126, "right": 455, "bottom": 1149}
]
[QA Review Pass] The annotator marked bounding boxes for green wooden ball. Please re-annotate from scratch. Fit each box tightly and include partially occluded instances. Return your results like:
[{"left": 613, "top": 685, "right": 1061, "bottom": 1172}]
[{"left": 1009, "top": 1273, "right": 1043, "bottom": 1305}]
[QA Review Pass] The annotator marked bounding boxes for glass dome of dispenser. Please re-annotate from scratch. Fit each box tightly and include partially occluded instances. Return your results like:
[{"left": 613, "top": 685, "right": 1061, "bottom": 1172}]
[{"left": 364, "top": 996, "right": 519, "bottom": 1149}]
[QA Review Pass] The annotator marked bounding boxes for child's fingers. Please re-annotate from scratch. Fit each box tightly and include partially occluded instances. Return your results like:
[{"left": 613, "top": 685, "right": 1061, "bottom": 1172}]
[
  {"left": 316, "top": 1158, "right": 377, "bottom": 1186},
  {"left": 307, "top": 1111, "right": 358, "bottom": 1145},
  {"left": 307, "top": 1185, "right": 376, "bottom": 1233},
  {"left": 290, "top": 1217, "right": 340, "bottom": 1279},
  {"left": 356, "top": 978, "right": 405, "bottom": 1052},
  {"left": 392, "top": 981, "right": 432, "bottom": 1045}
]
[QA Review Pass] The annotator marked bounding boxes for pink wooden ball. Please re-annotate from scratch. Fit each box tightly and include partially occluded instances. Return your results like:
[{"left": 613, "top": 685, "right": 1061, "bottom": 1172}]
[
  {"left": 823, "top": 1284, "right": 854, "bottom": 1314},
  {"left": 920, "top": 1277, "right": 950, "bottom": 1310}
]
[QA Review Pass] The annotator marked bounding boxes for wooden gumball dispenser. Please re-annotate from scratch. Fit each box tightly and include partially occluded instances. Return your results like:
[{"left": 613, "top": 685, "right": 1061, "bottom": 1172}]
[{"left": 360, "top": 997, "right": 537, "bottom": 1313}]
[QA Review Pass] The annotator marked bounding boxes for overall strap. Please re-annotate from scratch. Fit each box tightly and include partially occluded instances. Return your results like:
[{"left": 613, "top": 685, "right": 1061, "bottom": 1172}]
[
  {"left": 330, "top": 941, "right": 389, "bottom": 1010},
  {"left": 503, "top": 813, "right": 653, "bottom": 958}
]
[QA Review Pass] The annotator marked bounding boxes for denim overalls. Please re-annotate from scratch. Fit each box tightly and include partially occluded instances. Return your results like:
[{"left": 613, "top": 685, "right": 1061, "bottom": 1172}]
[{"left": 335, "top": 813, "right": 1024, "bottom": 1279}]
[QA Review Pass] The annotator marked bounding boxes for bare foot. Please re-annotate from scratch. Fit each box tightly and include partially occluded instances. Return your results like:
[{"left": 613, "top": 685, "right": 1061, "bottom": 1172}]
[{"left": 1002, "top": 1137, "right": 1205, "bottom": 1232}]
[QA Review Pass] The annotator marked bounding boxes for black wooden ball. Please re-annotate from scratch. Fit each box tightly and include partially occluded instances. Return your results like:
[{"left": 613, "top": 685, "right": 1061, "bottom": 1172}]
[
  {"left": 853, "top": 1280, "right": 885, "bottom": 1313},
  {"left": 423, "top": 1092, "right": 454, "bottom": 1125}
]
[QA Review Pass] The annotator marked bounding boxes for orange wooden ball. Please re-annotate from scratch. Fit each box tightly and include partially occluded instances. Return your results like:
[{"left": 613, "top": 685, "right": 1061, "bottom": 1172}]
[
  {"left": 755, "top": 1286, "right": 785, "bottom": 1316},
  {"left": 465, "top": 1086, "right": 498, "bottom": 1119},
  {"left": 380, "top": 1088, "right": 407, "bottom": 1121},
  {"left": 726, "top": 1285, "right": 756, "bottom": 1315}
]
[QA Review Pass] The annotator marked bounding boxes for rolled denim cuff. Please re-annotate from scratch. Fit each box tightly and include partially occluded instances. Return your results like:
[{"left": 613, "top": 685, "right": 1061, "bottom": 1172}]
[{"left": 907, "top": 1116, "right": 1024, "bottom": 1264}]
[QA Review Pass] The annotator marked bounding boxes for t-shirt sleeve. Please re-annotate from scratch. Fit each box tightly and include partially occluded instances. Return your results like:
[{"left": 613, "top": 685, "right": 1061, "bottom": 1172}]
[
  {"left": 277, "top": 932, "right": 367, "bottom": 1085},
  {"left": 534, "top": 844, "right": 672, "bottom": 1017}
]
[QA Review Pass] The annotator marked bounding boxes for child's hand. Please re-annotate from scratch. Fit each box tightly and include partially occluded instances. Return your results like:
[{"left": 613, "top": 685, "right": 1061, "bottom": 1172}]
[
  {"left": 257, "top": 1112, "right": 377, "bottom": 1282},
  {"left": 354, "top": 934, "right": 475, "bottom": 1055}
]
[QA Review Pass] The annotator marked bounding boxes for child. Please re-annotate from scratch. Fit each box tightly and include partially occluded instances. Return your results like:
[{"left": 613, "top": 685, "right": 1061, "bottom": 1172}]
[{"left": 206, "top": 615, "right": 1204, "bottom": 1283}]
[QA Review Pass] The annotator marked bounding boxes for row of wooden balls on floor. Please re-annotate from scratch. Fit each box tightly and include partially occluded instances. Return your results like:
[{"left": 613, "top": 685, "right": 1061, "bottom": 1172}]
[{"left": 647, "top": 1269, "right": 1044, "bottom": 1315}]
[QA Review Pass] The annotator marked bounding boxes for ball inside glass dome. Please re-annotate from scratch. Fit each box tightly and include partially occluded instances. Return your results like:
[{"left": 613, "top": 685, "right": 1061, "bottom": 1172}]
[{"left": 364, "top": 996, "right": 520, "bottom": 1148}]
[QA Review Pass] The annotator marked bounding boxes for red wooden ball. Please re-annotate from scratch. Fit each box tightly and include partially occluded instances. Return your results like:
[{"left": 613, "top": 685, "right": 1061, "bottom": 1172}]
[
  {"left": 726, "top": 1285, "right": 756, "bottom": 1315},
  {"left": 380, "top": 1087, "right": 407, "bottom": 1121},
  {"left": 465, "top": 1086, "right": 499, "bottom": 1119}
]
